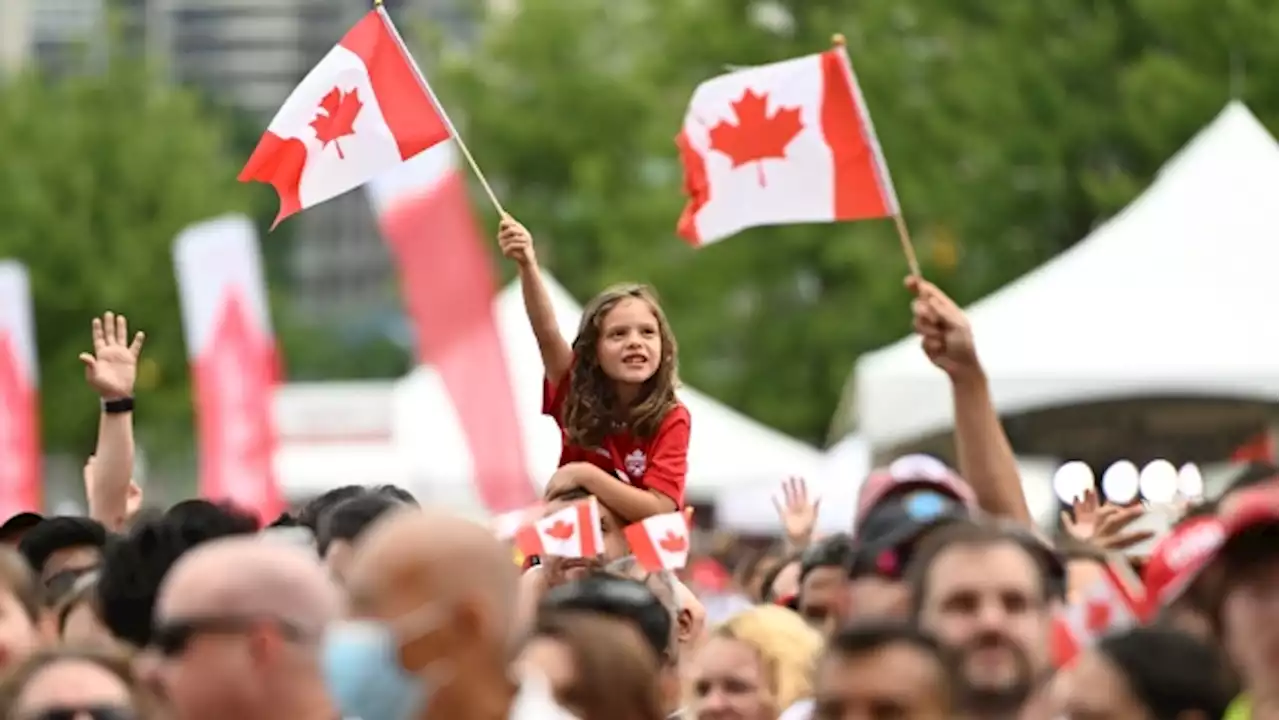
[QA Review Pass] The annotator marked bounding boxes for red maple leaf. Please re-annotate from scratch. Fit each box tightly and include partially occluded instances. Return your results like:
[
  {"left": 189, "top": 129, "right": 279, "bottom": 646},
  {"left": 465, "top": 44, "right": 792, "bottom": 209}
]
[
  {"left": 707, "top": 89, "right": 804, "bottom": 188},
  {"left": 544, "top": 519, "right": 576, "bottom": 541},
  {"left": 310, "top": 87, "right": 363, "bottom": 160},
  {"left": 1084, "top": 600, "right": 1112, "bottom": 634},
  {"left": 658, "top": 530, "right": 687, "bottom": 553}
]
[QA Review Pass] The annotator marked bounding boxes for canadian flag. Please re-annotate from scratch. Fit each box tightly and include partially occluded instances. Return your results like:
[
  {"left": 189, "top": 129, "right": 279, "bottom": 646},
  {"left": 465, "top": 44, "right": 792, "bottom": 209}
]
[
  {"left": 1051, "top": 562, "right": 1143, "bottom": 667},
  {"left": 514, "top": 498, "right": 604, "bottom": 559},
  {"left": 0, "top": 262, "right": 41, "bottom": 517},
  {"left": 624, "top": 511, "right": 691, "bottom": 571},
  {"left": 173, "top": 215, "right": 284, "bottom": 521},
  {"left": 240, "top": 8, "right": 451, "bottom": 227},
  {"left": 677, "top": 47, "right": 899, "bottom": 246}
]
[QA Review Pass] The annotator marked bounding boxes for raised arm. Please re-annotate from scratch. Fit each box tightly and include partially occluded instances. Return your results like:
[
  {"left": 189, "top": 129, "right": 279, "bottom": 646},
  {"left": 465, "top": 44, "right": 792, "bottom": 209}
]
[
  {"left": 498, "top": 216, "right": 572, "bottom": 383},
  {"left": 78, "top": 311, "right": 146, "bottom": 531}
]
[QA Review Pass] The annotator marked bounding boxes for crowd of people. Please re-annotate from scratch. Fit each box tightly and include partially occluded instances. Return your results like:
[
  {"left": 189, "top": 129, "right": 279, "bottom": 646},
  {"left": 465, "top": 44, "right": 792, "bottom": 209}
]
[{"left": 0, "top": 216, "right": 1272, "bottom": 720}]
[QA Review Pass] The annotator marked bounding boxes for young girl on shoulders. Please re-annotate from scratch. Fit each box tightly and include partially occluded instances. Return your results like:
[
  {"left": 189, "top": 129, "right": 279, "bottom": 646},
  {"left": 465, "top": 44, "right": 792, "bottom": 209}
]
[{"left": 498, "top": 216, "right": 690, "bottom": 523}]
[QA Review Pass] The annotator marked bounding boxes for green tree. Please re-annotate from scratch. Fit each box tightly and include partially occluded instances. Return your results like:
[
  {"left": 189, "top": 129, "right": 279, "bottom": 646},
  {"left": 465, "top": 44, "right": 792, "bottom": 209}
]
[
  {"left": 423, "top": 0, "right": 1276, "bottom": 445},
  {"left": 0, "top": 59, "right": 256, "bottom": 456}
]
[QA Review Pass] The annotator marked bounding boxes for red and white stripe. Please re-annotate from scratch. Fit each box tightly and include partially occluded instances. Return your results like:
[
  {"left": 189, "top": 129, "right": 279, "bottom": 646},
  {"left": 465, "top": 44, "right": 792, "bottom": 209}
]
[
  {"left": 174, "top": 215, "right": 284, "bottom": 521},
  {"left": 514, "top": 497, "right": 604, "bottom": 559},
  {"left": 0, "top": 262, "right": 41, "bottom": 516}
]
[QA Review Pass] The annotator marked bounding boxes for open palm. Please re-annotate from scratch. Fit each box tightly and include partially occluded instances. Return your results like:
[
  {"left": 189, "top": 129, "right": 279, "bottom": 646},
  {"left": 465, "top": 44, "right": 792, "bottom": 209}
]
[{"left": 79, "top": 312, "right": 145, "bottom": 400}]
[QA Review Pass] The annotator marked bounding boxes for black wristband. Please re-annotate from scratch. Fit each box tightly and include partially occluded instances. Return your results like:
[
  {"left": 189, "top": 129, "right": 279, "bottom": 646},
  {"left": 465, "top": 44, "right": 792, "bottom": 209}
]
[{"left": 102, "top": 397, "right": 135, "bottom": 414}]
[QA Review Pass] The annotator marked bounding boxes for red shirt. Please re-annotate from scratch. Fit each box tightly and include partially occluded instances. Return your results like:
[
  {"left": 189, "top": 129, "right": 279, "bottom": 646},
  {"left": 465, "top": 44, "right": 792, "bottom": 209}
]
[{"left": 543, "top": 370, "right": 690, "bottom": 507}]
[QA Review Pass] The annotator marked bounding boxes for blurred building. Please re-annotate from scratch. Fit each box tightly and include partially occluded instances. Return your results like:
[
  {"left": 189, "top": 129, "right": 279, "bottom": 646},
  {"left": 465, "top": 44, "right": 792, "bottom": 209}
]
[{"left": 3, "top": 0, "right": 475, "bottom": 322}]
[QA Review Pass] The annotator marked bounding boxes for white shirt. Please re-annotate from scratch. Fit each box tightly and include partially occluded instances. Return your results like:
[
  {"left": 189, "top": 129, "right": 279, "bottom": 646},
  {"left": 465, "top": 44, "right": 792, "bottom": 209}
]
[{"left": 510, "top": 671, "right": 579, "bottom": 720}]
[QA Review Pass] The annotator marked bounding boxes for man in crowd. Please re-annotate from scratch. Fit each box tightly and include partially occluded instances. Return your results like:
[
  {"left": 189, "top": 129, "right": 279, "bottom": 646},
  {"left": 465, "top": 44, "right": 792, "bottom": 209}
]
[
  {"left": 811, "top": 621, "right": 958, "bottom": 720},
  {"left": 338, "top": 507, "right": 575, "bottom": 719},
  {"left": 146, "top": 535, "right": 343, "bottom": 720},
  {"left": 17, "top": 515, "right": 109, "bottom": 602},
  {"left": 905, "top": 520, "right": 1060, "bottom": 719}
]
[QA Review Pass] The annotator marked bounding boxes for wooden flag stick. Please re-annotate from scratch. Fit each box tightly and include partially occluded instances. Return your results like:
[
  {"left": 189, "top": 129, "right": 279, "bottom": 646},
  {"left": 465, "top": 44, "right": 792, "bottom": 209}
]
[
  {"left": 832, "top": 33, "right": 922, "bottom": 277},
  {"left": 376, "top": 6, "right": 507, "bottom": 216}
]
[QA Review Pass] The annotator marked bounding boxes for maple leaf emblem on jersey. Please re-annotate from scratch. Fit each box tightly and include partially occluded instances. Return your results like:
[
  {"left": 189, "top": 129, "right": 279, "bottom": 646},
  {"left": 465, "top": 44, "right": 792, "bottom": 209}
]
[
  {"left": 707, "top": 89, "right": 804, "bottom": 187},
  {"left": 658, "top": 531, "right": 687, "bottom": 553},
  {"left": 310, "top": 87, "right": 363, "bottom": 160},
  {"left": 544, "top": 520, "right": 576, "bottom": 541}
]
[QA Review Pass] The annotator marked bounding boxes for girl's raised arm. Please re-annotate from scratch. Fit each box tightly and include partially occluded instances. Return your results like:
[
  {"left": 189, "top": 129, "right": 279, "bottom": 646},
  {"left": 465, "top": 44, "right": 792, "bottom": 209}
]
[{"left": 498, "top": 216, "right": 573, "bottom": 382}]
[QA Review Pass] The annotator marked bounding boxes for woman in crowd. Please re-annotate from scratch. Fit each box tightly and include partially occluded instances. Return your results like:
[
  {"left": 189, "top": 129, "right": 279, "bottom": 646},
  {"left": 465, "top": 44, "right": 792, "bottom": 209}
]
[
  {"left": 688, "top": 604, "right": 823, "bottom": 720},
  {"left": 499, "top": 216, "right": 691, "bottom": 523},
  {"left": 0, "top": 646, "right": 158, "bottom": 719},
  {"left": 521, "top": 610, "right": 667, "bottom": 720}
]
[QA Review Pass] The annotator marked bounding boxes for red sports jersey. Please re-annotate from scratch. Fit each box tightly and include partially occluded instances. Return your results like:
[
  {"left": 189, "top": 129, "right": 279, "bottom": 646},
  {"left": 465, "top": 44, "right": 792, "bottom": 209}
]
[{"left": 543, "top": 370, "right": 689, "bottom": 506}]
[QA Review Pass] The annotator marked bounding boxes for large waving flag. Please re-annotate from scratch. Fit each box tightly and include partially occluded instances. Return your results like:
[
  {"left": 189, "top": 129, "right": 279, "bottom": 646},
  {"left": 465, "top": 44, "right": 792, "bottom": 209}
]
[{"left": 239, "top": 8, "right": 451, "bottom": 227}]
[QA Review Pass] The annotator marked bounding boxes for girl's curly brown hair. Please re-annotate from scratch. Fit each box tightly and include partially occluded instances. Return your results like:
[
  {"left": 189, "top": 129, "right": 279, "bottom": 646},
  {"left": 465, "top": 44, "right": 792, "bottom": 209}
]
[{"left": 563, "top": 284, "right": 680, "bottom": 448}]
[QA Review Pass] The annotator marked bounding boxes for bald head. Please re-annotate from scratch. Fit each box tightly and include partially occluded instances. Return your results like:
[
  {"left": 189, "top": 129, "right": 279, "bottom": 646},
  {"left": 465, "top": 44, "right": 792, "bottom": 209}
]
[
  {"left": 157, "top": 535, "right": 342, "bottom": 633},
  {"left": 346, "top": 508, "right": 518, "bottom": 637}
]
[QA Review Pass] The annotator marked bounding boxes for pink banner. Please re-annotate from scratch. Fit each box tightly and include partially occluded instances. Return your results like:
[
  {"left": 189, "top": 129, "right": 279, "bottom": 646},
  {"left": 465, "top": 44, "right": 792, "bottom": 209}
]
[
  {"left": 0, "top": 263, "right": 40, "bottom": 516},
  {"left": 174, "top": 216, "right": 283, "bottom": 521}
]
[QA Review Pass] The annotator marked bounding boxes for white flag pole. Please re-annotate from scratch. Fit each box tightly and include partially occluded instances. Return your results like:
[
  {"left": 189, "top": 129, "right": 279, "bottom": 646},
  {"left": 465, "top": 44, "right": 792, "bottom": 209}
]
[{"left": 375, "top": 2, "right": 507, "bottom": 216}]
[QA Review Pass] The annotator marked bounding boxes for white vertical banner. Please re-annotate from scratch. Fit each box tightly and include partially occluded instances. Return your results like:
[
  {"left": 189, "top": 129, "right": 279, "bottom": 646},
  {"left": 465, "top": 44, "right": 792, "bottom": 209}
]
[
  {"left": 173, "top": 215, "right": 283, "bottom": 521},
  {"left": 0, "top": 261, "right": 41, "bottom": 516}
]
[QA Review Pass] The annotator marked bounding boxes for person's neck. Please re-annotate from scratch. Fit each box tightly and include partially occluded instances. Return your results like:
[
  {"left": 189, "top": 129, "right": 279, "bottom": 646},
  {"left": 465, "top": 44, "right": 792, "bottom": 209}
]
[{"left": 424, "top": 671, "right": 519, "bottom": 720}]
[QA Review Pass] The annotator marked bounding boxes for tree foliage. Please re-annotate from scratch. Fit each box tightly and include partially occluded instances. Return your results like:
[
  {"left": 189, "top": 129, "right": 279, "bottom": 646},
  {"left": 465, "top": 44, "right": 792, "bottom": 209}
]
[{"left": 423, "top": 0, "right": 1277, "bottom": 444}]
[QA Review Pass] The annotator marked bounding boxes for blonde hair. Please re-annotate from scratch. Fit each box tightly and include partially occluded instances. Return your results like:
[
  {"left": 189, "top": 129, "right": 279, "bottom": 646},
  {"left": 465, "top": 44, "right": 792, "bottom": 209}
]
[{"left": 707, "top": 605, "right": 823, "bottom": 714}]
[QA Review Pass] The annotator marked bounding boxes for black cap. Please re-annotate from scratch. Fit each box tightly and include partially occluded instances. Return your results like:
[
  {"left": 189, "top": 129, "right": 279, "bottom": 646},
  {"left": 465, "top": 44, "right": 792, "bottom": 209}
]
[
  {"left": 0, "top": 512, "right": 45, "bottom": 544},
  {"left": 849, "top": 490, "right": 969, "bottom": 578}
]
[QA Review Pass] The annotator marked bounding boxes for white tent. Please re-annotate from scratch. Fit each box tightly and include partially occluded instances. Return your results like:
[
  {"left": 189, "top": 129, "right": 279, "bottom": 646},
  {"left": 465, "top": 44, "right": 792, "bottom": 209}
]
[
  {"left": 393, "top": 274, "right": 822, "bottom": 515},
  {"left": 849, "top": 102, "right": 1280, "bottom": 456}
]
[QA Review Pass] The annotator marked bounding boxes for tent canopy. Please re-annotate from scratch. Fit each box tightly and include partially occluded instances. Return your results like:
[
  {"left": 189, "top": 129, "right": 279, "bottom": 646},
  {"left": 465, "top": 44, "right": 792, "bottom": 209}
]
[
  {"left": 393, "top": 274, "right": 822, "bottom": 514},
  {"left": 847, "top": 102, "right": 1279, "bottom": 463}
]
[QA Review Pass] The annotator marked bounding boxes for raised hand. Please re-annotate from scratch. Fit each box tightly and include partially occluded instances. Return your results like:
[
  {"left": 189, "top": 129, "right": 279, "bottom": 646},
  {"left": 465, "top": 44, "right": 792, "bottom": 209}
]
[
  {"left": 1061, "top": 488, "right": 1155, "bottom": 551},
  {"left": 497, "top": 215, "right": 537, "bottom": 268},
  {"left": 772, "top": 476, "right": 819, "bottom": 548},
  {"left": 78, "top": 311, "right": 145, "bottom": 401},
  {"left": 906, "top": 276, "right": 978, "bottom": 378}
]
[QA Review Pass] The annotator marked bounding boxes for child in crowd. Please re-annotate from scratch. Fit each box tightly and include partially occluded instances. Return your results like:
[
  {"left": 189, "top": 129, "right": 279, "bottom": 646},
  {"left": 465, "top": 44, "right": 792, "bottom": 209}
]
[{"left": 498, "top": 216, "right": 690, "bottom": 523}]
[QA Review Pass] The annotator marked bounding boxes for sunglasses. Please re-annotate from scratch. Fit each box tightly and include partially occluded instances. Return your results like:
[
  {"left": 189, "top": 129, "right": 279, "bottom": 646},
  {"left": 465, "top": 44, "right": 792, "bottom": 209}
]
[
  {"left": 20, "top": 706, "right": 136, "bottom": 720},
  {"left": 150, "top": 616, "right": 309, "bottom": 657}
]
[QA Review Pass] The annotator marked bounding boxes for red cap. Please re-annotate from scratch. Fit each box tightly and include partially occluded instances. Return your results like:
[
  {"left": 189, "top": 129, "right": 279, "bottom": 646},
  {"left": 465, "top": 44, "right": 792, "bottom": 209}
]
[
  {"left": 1220, "top": 481, "right": 1279, "bottom": 538},
  {"left": 1141, "top": 516, "right": 1225, "bottom": 614},
  {"left": 855, "top": 454, "right": 977, "bottom": 521}
]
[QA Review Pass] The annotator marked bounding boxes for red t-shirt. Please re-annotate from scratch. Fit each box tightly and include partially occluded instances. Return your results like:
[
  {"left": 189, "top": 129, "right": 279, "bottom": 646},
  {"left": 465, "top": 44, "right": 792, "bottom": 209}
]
[{"left": 542, "top": 370, "right": 690, "bottom": 507}]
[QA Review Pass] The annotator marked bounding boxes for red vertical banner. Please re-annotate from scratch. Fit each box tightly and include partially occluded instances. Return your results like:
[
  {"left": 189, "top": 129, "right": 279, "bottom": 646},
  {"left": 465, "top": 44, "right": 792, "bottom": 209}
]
[
  {"left": 0, "top": 262, "right": 41, "bottom": 516},
  {"left": 173, "top": 216, "right": 284, "bottom": 521},
  {"left": 367, "top": 143, "right": 537, "bottom": 512}
]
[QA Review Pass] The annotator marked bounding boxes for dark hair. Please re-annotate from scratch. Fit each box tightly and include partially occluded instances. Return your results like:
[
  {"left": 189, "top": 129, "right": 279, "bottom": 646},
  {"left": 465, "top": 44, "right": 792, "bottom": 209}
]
[
  {"left": 295, "top": 485, "right": 366, "bottom": 533},
  {"left": 371, "top": 485, "right": 418, "bottom": 506},
  {"left": 546, "top": 485, "right": 594, "bottom": 504},
  {"left": 539, "top": 572, "right": 673, "bottom": 663},
  {"left": 824, "top": 620, "right": 956, "bottom": 704},
  {"left": 563, "top": 284, "right": 679, "bottom": 446},
  {"left": 759, "top": 552, "right": 801, "bottom": 603},
  {"left": 317, "top": 492, "right": 405, "bottom": 555},
  {"left": 96, "top": 502, "right": 258, "bottom": 647},
  {"left": 905, "top": 520, "right": 1062, "bottom": 619},
  {"left": 530, "top": 610, "right": 666, "bottom": 720},
  {"left": 800, "top": 534, "right": 854, "bottom": 584},
  {"left": 17, "top": 516, "right": 109, "bottom": 577},
  {"left": 1095, "top": 627, "right": 1234, "bottom": 719}
]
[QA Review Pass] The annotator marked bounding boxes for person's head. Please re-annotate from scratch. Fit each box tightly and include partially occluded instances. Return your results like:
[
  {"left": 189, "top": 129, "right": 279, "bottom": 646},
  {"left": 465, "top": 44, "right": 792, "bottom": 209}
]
[
  {"left": 17, "top": 516, "right": 109, "bottom": 600},
  {"left": 812, "top": 621, "right": 957, "bottom": 720},
  {"left": 96, "top": 501, "right": 259, "bottom": 649},
  {"left": 796, "top": 535, "right": 854, "bottom": 633},
  {"left": 0, "top": 647, "right": 155, "bottom": 720},
  {"left": 540, "top": 572, "right": 674, "bottom": 665},
  {"left": 294, "top": 485, "right": 366, "bottom": 537},
  {"left": 1061, "top": 626, "right": 1235, "bottom": 720},
  {"left": 56, "top": 571, "right": 118, "bottom": 651},
  {"left": 0, "top": 548, "right": 43, "bottom": 673},
  {"left": 1213, "top": 482, "right": 1278, "bottom": 705},
  {"left": 758, "top": 552, "right": 800, "bottom": 606},
  {"left": 905, "top": 520, "right": 1059, "bottom": 717},
  {"left": 332, "top": 508, "right": 520, "bottom": 720},
  {"left": 0, "top": 513, "right": 44, "bottom": 548},
  {"left": 318, "top": 492, "right": 409, "bottom": 584},
  {"left": 538, "top": 487, "right": 627, "bottom": 585},
  {"left": 689, "top": 604, "right": 823, "bottom": 720},
  {"left": 146, "top": 535, "right": 341, "bottom": 720},
  {"left": 853, "top": 454, "right": 976, "bottom": 524},
  {"left": 564, "top": 283, "right": 679, "bottom": 446},
  {"left": 521, "top": 610, "right": 665, "bottom": 720}
]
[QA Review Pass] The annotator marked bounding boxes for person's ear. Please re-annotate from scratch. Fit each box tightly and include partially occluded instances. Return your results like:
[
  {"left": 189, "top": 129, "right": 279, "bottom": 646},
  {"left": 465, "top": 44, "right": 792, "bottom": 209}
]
[{"left": 676, "top": 607, "right": 694, "bottom": 645}]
